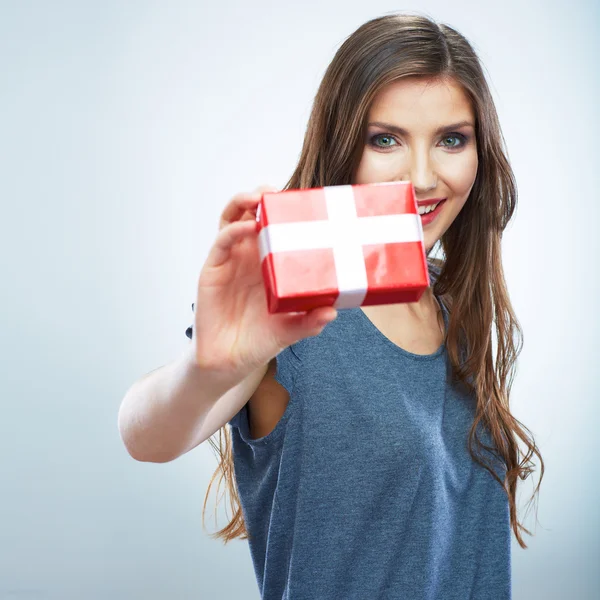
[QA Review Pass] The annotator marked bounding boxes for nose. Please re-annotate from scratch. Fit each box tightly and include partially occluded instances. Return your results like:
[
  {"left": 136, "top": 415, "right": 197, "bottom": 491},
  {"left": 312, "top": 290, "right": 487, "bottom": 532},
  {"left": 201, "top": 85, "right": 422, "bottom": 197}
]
[{"left": 399, "top": 149, "right": 437, "bottom": 195}]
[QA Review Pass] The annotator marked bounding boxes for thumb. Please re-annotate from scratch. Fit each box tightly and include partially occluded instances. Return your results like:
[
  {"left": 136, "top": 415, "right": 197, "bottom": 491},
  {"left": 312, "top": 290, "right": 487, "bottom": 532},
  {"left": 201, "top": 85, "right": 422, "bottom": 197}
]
[{"left": 276, "top": 307, "right": 338, "bottom": 346}]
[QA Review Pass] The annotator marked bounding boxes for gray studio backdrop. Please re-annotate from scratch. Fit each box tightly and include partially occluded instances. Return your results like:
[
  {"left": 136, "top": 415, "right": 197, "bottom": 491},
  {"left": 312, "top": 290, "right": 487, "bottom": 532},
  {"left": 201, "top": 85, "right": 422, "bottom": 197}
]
[{"left": 1, "top": 0, "right": 598, "bottom": 598}]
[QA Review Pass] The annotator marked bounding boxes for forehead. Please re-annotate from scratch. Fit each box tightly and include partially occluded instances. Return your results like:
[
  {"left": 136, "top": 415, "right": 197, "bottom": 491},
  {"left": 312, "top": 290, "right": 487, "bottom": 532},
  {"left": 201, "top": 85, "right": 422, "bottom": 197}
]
[{"left": 368, "top": 77, "right": 474, "bottom": 123}]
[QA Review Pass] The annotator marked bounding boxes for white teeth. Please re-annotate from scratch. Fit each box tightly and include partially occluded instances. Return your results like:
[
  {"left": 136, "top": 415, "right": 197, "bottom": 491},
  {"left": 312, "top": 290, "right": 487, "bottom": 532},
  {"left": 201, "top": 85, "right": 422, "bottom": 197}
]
[{"left": 418, "top": 202, "right": 440, "bottom": 215}]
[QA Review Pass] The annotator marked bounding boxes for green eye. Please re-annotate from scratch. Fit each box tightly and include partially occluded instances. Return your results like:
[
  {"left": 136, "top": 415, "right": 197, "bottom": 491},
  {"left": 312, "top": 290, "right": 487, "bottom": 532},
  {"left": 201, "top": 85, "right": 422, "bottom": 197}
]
[
  {"left": 368, "top": 132, "right": 469, "bottom": 151},
  {"left": 371, "top": 134, "right": 397, "bottom": 147},
  {"left": 441, "top": 133, "right": 468, "bottom": 148}
]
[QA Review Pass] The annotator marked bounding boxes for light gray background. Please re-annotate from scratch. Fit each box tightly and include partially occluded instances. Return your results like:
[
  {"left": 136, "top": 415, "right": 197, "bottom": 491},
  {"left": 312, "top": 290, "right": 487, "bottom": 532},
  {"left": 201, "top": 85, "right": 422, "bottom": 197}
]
[{"left": 1, "top": 0, "right": 598, "bottom": 598}]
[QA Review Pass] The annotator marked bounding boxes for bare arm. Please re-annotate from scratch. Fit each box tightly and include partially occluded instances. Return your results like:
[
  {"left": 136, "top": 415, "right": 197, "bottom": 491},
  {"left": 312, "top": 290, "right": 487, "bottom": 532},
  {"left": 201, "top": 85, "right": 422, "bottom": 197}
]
[
  {"left": 117, "top": 186, "right": 336, "bottom": 463},
  {"left": 117, "top": 343, "right": 268, "bottom": 463}
]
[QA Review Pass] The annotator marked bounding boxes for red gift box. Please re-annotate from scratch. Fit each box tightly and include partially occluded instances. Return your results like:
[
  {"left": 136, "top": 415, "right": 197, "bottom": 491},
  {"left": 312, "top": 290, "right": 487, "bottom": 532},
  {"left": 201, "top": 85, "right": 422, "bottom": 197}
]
[{"left": 256, "top": 181, "right": 430, "bottom": 314}]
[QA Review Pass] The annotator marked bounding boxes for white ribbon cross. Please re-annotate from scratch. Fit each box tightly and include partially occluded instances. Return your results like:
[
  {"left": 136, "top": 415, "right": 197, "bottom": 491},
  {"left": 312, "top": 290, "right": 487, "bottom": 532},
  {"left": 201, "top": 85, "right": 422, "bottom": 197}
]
[{"left": 258, "top": 185, "right": 423, "bottom": 309}]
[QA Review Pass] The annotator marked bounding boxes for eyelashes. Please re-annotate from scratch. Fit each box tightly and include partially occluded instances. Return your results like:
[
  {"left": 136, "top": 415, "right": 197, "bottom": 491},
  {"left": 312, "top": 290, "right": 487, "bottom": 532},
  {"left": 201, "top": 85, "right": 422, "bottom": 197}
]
[{"left": 368, "top": 132, "right": 469, "bottom": 151}]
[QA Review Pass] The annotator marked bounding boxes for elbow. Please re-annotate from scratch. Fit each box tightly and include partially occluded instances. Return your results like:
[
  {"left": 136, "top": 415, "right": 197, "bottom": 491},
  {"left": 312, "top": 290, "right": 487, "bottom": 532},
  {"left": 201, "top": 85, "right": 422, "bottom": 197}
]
[
  {"left": 117, "top": 402, "right": 178, "bottom": 464},
  {"left": 128, "top": 448, "right": 176, "bottom": 464},
  {"left": 118, "top": 426, "right": 177, "bottom": 463},
  {"left": 117, "top": 412, "right": 146, "bottom": 462}
]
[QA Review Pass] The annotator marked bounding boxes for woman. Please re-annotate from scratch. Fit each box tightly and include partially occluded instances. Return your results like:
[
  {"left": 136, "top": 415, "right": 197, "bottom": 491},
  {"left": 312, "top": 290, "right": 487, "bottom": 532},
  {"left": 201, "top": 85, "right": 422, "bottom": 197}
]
[{"left": 119, "top": 11, "right": 544, "bottom": 599}]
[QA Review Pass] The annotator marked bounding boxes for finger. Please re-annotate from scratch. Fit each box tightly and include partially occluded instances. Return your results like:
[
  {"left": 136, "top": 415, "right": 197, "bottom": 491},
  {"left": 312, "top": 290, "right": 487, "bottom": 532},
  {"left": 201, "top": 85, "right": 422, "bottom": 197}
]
[
  {"left": 240, "top": 186, "right": 280, "bottom": 222},
  {"left": 219, "top": 194, "right": 261, "bottom": 230},
  {"left": 276, "top": 307, "right": 339, "bottom": 344},
  {"left": 239, "top": 208, "right": 257, "bottom": 222},
  {"left": 205, "top": 220, "right": 257, "bottom": 269},
  {"left": 218, "top": 186, "right": 280, "bottom": 230}
]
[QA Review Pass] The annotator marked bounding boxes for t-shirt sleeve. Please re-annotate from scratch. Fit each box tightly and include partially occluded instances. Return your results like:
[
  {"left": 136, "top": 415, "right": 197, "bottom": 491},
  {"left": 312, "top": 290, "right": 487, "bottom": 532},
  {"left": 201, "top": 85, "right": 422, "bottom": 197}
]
[
  {"left": 273, "top": 343, "right": 300, "bottom": 396},
  {"left": 228, "top": 344, "right": 302, "bottom": 442}
]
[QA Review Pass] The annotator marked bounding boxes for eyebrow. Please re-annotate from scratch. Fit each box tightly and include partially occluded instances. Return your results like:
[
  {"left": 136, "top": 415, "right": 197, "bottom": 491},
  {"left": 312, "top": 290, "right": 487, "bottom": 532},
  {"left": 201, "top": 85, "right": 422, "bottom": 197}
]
[{"left": 368, "top": 120, "right": 475, "bottom": 136}]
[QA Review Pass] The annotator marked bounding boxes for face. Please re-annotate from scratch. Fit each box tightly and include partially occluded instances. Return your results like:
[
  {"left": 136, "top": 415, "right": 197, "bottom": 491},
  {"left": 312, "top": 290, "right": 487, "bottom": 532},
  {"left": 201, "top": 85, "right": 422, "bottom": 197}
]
[{"left": 353, "top": 77, "right": 478, "bottom": 253}]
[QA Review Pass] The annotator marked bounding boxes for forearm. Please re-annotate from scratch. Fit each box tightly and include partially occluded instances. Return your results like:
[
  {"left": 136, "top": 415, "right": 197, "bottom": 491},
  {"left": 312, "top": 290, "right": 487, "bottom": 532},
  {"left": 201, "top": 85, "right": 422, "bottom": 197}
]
[{"left": 117, "top": 344, "right": 243, "bottom": 463}]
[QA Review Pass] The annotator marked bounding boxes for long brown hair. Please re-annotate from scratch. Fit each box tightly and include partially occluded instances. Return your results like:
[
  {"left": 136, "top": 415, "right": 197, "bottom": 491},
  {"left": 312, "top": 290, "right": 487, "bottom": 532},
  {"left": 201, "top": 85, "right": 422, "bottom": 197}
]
[{"left": 202, "top": 11, "right": 544, "bottom": 549}]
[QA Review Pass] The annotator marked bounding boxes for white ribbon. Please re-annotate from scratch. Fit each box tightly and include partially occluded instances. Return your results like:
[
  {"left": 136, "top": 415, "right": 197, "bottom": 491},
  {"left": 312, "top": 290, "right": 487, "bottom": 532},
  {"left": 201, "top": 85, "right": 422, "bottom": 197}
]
[{"left": 258, "top": 185, "right": 423, "bottom": 308}]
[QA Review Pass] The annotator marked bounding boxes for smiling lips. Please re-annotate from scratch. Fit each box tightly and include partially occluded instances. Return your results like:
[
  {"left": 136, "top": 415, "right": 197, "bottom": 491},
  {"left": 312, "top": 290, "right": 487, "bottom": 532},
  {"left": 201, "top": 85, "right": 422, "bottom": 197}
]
[
  {"left": 418, "top": 198, "right": 446, "bottom": 224},
  {"left": 417, "top": 197, "right": 446, "bottom": 210}
]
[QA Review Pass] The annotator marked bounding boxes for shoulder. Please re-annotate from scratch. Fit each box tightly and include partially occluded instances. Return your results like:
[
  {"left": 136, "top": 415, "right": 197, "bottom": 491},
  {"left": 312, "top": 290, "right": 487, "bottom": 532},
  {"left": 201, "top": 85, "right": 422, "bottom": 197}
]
[{"left": 256, "top": 313, "right": 351, "bottom": 390}]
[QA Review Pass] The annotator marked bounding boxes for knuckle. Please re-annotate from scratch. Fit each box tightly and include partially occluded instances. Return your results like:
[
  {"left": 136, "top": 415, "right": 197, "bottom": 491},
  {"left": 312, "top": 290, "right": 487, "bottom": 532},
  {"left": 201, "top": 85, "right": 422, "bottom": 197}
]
[{"left": 229, "top": 192, "right": 249, "bottom": 203}]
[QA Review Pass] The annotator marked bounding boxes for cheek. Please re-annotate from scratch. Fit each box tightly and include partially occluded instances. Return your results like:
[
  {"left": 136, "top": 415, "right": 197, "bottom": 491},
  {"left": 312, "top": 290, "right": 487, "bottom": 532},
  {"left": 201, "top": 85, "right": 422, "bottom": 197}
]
[
  {"left": 353, "top": 156, "right": 371, "bottom": 185},
  {"left": 353, "top": 151, "right": 393, "bottom": 184},
  {"left": 354, "top": 148, "right": 479, "bottom": 189},
  {"left": 442, "top": 152, "right": 478, "bottom": 196}
]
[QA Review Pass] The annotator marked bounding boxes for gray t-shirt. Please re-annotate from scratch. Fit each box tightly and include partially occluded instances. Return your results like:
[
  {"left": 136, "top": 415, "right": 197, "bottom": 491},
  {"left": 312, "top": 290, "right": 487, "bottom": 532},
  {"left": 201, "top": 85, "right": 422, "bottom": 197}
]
[{"left": 187, "top": 263, "right": 510, "bottom": 599}]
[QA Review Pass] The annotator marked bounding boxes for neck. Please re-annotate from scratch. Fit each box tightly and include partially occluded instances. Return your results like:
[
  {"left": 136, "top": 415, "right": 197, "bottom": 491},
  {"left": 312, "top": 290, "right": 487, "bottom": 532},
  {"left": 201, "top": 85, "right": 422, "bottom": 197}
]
[{"left": 362, "top": 286, "right": 439, "bottom": 322}]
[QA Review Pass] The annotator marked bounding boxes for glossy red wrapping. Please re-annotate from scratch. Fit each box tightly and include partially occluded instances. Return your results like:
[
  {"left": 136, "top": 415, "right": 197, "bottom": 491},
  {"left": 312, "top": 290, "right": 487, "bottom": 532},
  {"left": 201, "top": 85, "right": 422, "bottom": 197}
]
[{"left": 256, "top": 182, "right": 430, "bottom": 314}]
